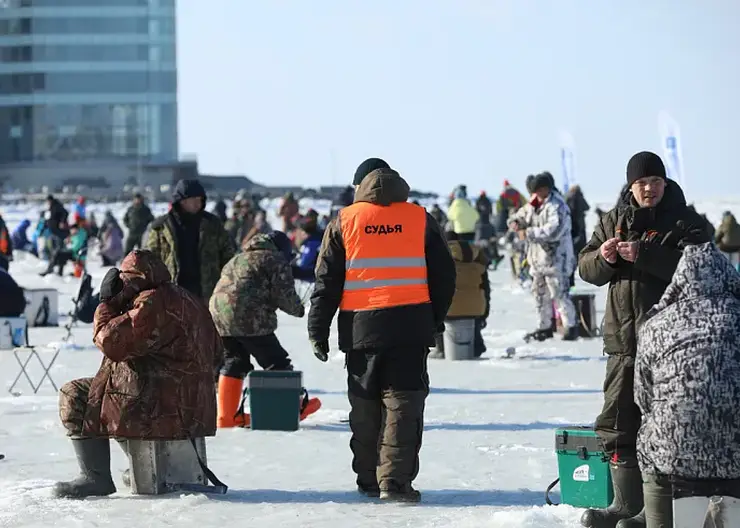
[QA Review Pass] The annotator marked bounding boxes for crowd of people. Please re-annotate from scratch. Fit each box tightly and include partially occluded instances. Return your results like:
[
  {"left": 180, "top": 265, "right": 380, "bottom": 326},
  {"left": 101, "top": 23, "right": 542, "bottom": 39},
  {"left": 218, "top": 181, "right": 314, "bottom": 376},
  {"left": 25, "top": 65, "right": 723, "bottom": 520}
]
[{"left": 1, "top": 150, "right": 740, "bottom": 523}]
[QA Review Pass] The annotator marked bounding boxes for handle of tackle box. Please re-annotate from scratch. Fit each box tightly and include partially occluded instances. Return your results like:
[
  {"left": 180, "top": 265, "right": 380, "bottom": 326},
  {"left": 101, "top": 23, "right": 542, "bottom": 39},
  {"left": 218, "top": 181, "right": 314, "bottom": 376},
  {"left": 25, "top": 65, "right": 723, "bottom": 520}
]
[{"left": 545, "top": 477, "right": 560, "bottom": 506}]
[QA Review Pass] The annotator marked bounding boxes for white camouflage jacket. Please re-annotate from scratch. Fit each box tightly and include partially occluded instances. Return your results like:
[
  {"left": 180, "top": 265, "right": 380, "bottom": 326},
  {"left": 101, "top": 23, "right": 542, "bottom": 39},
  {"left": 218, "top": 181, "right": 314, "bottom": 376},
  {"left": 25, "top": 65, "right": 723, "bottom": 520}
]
[
  {"left": 510, "top": 190, "right": 574, "bottom": 276},
  {"left": 636, "top": 242, "right": 740, "bottom": 479}
]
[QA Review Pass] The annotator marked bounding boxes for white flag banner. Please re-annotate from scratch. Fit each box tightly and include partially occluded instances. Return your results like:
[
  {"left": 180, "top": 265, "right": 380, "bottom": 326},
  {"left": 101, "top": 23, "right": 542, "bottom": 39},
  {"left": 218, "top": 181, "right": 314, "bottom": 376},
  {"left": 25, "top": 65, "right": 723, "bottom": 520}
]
[
  {"left": 558, "top": 130, "right": 577, "bottom": 192},
  {"left": 658, "top": 111, "right": 685, "bottom": 188}
]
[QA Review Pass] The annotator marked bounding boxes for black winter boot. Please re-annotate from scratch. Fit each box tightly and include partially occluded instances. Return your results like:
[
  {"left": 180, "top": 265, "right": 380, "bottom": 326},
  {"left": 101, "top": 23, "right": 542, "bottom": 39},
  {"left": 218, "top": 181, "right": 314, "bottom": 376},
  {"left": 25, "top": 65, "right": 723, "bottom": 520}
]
[
  {"left": 357, "top": 481, "right": 380, "bottom": 498},
  {"left": 562, "top": 326, "right": 579, "bottom": 341},
  {"left": 580, "top": 463, "right": 644, "bottom": 528},
  {"left": 615, "top": 508, "right": 645, "bottom": 528},
  {"left": 53, "top": 438, "right": 116, "bottom": 499},
  {"left": 379, "top": 481, "right": 421, "bottom": 503}
]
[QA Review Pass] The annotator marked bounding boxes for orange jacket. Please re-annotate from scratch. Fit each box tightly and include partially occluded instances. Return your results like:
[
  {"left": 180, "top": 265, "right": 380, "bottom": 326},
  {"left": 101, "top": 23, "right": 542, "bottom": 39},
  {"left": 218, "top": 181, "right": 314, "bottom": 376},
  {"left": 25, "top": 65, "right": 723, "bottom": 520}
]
[{"left": 339, "top": 201, "right": 430, "bottom": 311}]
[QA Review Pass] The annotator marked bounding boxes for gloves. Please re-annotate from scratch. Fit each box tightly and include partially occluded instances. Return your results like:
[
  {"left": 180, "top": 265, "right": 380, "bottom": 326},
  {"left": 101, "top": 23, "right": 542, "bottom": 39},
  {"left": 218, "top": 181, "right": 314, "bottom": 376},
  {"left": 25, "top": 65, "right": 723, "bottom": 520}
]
[
  {"left": 99, "top": 268, "right": 123, "bottom": 302},
  {"left": 310, "top": 340, "right": 329, "bottom": 362}
]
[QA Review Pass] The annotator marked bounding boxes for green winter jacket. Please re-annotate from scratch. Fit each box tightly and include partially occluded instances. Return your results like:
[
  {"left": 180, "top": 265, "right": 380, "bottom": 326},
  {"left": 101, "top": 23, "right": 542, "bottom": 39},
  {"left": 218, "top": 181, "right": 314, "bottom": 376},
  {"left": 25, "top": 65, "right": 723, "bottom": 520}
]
[
  {"left": 123, "top": 203, "right": 154, "bottom": 236},
  {"left": 578, "top": 182, "right": 710, "bottom": 357},
  {"left": 715, "top": 214, "right": 740, "bottom": 252},
  {"left": 69, "top": 229, "right": 88, "bottom": 260},
  {"left": 145, "top": 211, "right": 235, "bottom": 301}
]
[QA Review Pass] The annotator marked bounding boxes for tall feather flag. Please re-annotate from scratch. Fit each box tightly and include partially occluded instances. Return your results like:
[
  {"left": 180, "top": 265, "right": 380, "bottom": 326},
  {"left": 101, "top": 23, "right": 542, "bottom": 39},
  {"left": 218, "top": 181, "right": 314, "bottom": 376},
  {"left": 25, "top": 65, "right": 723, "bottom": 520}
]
[
  {"left": 658, "top": 111, "right": 685, "bottom": 189},
  {"left": 558, "top": 130, "right": 577, "bottom": 193}
]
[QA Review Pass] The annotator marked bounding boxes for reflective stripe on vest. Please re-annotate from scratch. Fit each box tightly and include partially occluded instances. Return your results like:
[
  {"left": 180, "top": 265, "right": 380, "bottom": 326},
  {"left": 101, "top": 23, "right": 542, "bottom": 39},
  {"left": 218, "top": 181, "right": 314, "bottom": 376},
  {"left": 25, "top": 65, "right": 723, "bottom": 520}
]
[{"left": 339, "top": 201, "right": 430, "bottom": 312}]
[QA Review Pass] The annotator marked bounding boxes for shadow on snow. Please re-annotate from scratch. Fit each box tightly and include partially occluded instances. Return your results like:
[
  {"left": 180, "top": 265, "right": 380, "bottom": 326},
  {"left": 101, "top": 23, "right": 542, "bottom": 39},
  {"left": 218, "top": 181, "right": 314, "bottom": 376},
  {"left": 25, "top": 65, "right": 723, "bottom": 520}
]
[
  {"left": 302, "top": 421, "right": 589, "bottom": 433},
  {"left": 207, "top": 487, "right": 548, "bottom": 507},
  {"left": 309, "top": 388, "right": 600, "bottom": 396}
]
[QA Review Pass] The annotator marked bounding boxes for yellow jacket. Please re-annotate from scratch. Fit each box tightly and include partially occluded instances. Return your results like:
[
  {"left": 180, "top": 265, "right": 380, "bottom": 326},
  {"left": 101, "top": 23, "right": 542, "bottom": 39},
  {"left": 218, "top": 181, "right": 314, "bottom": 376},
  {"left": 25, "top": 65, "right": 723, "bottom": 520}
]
[{"left": 447, "top": 198, "right": 479, "bottom": 234}]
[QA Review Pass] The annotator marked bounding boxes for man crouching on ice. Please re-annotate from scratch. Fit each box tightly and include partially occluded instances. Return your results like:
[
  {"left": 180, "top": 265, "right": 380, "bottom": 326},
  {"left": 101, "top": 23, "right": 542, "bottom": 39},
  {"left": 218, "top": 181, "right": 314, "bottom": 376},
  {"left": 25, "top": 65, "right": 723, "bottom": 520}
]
[{"left": 53, "top": 250, "right": 222, "bottom": 499}]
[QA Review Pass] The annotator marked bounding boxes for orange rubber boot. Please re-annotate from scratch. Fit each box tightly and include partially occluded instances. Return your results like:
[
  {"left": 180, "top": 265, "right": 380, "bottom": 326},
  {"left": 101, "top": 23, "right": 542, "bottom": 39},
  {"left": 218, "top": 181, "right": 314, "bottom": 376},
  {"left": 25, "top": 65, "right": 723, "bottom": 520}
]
[{"left": 217, "top": 375, "right": 250, "bottom": 428}]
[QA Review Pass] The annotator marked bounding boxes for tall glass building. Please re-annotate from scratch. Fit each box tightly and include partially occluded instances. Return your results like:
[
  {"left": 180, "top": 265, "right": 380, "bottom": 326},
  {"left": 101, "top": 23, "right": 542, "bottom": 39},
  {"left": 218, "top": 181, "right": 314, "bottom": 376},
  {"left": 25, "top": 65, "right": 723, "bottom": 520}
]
[{"left": 0, "top": 0, "right": 177, "bottom": 167}]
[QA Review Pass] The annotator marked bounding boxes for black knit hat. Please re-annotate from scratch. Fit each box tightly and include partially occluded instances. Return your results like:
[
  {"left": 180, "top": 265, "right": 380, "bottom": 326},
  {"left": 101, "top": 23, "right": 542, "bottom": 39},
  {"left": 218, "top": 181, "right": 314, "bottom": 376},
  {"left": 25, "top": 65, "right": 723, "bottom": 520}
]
[
  {"left": 626, "top": 151, "right": 666, "bottom": 186},
  {"left": 532, "top": 173, "right": 553, "bottom": 192},
  {"left": 353, "top": 158, "right": 390, "bottom": 186},
  {"left": 525, "top": 174, "right": 536, "bottom": 194}
]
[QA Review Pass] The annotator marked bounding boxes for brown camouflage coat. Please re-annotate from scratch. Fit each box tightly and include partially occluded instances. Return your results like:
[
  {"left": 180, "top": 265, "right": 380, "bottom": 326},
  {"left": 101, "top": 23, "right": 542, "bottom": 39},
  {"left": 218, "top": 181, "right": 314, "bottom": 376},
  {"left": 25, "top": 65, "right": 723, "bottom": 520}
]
[
  {"left": 209, "top": 234, "right": 305, "bottom": 337},
  {"left": 68, "top": 250, "right": 221, "bottom": 439}
]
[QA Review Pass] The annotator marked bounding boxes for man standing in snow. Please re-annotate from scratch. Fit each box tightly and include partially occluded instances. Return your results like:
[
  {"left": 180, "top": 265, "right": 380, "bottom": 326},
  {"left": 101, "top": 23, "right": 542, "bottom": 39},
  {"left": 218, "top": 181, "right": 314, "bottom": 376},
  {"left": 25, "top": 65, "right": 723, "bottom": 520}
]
[
  {"left": 578, "top": 151, "right": 711, "bottom": 528},
  {"left": 308, "top": 158, "right": 455, "bottom": 502},
  {"left": 123, "top": 193, "right": 154, "bottom": 255},
  {"left": 146, "top": 179, "right": 234, "bottom": 301},
  {"left": 509, "top": 173, "right": 578, "bottom": 341}
]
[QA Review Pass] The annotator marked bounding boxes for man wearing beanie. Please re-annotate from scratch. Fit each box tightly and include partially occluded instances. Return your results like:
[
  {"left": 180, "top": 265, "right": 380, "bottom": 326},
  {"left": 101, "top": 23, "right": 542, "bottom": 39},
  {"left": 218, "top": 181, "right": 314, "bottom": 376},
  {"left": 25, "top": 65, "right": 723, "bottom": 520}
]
[
  {"left": 508, "top": 172, "right": 579, "bottom": 341},
  {"left": 146, "top": 179, "right": 234, "bottom": 301},
  {"left": 308, "top": 157, "right": 455, "bottom": 502},
  {"left": 578, "top": 151, "right": 711, "bottom": 528}
]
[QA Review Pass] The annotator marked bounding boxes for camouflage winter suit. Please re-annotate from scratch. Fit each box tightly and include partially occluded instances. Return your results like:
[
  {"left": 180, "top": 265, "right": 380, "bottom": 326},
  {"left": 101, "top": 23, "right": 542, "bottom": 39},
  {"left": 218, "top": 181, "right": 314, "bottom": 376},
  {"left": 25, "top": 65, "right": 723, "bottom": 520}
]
[
  {"left": 209, "top": 234, "right": 305, "bottom": 377},
  {"left": 510, "top": 190, "right": 576, "bottom": 331},
  {"left": 145, "top": 211, "right": 234, "bottom": 301},
  {"left": 58, "top": 250, "right": 221, "bottom": 439}
]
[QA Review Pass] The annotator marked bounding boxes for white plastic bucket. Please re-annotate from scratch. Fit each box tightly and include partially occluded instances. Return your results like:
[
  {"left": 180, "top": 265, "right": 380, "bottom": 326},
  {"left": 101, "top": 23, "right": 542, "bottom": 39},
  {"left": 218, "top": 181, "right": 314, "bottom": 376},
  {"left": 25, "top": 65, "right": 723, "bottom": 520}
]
[{"left": 443, "top": 318, "right": 475, "bottom": 361}]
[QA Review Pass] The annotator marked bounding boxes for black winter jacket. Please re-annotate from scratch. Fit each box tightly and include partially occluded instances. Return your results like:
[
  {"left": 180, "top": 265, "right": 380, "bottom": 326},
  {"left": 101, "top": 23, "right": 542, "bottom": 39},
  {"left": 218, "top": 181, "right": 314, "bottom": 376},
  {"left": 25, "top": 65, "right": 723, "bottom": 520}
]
[
  {"left": 308, "top": 168, "right": 456, "bottom": 351},
  {"left": 578, "top": 181, "right": 710, "bottom": 357}
]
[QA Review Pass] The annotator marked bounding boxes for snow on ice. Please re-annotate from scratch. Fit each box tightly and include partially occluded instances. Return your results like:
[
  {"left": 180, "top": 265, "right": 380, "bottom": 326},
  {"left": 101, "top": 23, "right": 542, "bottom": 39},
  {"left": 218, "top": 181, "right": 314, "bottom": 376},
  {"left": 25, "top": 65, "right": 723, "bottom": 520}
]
[{"left": 0, "top": 197, "right": 730, "bottom": 527}]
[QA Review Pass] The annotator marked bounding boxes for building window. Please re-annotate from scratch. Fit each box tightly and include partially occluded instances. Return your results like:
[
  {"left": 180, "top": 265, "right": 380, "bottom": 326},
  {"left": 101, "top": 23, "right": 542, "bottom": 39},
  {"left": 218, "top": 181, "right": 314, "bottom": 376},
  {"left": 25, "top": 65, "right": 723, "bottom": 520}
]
[
  {"left": 0, "top": 71, "right": 175, "bottom": 94},
  {"left": 31, "top": 17, "right": 149, "bottom": 35}
]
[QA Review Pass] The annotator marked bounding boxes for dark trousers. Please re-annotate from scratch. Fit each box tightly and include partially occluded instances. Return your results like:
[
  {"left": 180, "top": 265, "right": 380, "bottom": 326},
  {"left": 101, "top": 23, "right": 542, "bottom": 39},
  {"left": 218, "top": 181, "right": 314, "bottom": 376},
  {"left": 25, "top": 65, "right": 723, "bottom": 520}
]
[
  {"left": 45, "top": 249, "right": 74, "bottom": 275},
  {"left": 124, "top": 233, "right": 144, "bottom": 255},
  {"left": 346, "top": 347, "right": 429, "bottom": 488},
  {"left": 595, "top": 355, "right": 641, "bottom": 458},
  {"left": 220, "top": 334, "right": 293, "bottom": 379}
]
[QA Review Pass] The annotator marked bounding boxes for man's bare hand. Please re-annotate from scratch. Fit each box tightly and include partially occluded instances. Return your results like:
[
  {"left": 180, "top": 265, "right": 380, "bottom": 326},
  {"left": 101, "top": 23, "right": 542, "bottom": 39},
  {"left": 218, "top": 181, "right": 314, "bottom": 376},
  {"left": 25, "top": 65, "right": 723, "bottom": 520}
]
[
  {"left": 617, "top": 241, "right": 639, "bottom": 263},
  {"left": 600, "top": 238, "right": 619, "bottom": 264}
]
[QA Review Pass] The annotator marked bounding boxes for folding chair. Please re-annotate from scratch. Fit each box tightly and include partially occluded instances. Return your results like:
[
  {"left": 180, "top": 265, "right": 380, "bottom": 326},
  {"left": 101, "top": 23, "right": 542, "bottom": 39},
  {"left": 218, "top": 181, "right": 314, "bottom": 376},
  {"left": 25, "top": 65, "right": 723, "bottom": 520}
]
[{"left": 6, "top": 319, "right": 60, "bottom": 395}]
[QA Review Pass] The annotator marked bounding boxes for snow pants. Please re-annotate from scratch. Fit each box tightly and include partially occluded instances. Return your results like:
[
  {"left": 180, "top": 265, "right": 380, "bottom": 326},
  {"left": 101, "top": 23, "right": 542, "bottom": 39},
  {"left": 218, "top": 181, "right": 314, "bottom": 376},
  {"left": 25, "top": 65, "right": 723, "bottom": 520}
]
[
  {"left": 594, "top": 355, "right": 641, "bottom": 458},
  {"left": 59, "top": 377, "right": 92, "bottom": 438},
  {"left": 220, "top": 334, "right": 294, "bottom": 379},
  {"left": 346, "top": 347, "right": 429, "bottom": 489},
  {"left": 531, "top": 272, "right": 576, "bottom": 330}
]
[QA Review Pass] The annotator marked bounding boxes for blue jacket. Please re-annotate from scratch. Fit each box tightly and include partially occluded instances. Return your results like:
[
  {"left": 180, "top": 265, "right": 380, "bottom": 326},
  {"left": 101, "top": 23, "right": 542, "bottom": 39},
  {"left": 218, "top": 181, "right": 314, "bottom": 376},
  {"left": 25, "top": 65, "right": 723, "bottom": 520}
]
[
  {"left": 11, "top": 219, "right": 31, "bottom": 250},
  {"left": 291, "top": 233, "right": 322, "bottom": 281}
]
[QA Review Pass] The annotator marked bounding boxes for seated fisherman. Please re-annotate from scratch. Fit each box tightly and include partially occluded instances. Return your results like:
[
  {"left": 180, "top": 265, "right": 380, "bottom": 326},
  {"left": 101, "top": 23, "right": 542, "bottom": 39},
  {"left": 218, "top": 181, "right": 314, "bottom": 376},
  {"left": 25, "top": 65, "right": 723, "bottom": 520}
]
[
  {"left": 53, "top": 250, "right": 222, "bottom": 498},
  {"left": 635, "top": 242, "right": 740, "bottom": 527}
]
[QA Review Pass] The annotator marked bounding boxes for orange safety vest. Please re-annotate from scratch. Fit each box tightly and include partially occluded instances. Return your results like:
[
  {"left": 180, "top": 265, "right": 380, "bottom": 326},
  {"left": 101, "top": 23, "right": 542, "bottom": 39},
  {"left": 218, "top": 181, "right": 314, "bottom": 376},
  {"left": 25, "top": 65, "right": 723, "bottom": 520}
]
[{"left": 339, "top": 201, "right": 431, "bottom": 312}]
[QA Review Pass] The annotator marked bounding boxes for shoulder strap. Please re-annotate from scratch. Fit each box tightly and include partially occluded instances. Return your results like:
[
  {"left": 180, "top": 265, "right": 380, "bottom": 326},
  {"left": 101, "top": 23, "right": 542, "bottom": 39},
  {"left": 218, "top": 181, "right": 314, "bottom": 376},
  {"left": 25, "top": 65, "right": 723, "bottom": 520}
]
[{"left": 188, "top": 438, "right": 228, "bottom": 494}]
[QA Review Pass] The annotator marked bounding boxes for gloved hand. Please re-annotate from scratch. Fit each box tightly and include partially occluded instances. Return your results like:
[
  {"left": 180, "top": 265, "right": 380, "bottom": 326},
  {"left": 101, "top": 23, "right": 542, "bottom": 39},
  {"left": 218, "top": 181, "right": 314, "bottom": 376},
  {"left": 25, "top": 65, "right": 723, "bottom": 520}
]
[
  {"left": 99, "top": 268, "right": 123, "bottom": 302},
  {"left": 310, "top": 340, "right": 329, "bottom": 362}
]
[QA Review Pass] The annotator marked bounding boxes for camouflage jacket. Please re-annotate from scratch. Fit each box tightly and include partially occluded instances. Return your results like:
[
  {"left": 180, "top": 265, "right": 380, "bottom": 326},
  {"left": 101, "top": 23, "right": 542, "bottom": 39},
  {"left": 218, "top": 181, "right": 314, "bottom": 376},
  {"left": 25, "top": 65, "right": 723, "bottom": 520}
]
[
  {"left": 85, "top": 250, "right": 221, "bottom": 439},
  {"left": 145, "top": 210, "right": 235, "bottom": 301},
  {"left": 209, "top": 234, "right": 305, "bottom": 337}
]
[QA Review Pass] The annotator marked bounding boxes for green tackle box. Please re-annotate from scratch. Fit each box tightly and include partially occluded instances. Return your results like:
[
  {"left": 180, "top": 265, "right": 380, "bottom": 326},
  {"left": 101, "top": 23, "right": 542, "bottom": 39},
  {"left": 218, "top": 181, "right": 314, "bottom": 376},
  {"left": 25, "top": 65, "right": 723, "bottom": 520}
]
[
  {"left": 246, "top": 370, "right": 303, "bottom": 432},
  {"left": 555, "top": 426, "right": 613, "bottom": 508}
]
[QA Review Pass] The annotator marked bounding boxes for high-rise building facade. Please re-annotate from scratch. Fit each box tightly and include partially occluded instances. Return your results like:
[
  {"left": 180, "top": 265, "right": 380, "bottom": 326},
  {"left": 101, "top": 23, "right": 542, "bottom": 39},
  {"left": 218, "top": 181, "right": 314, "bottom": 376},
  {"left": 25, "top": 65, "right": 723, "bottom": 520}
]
[{"left": 0, "top": 0, "right": 177, "bottom": 169}]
